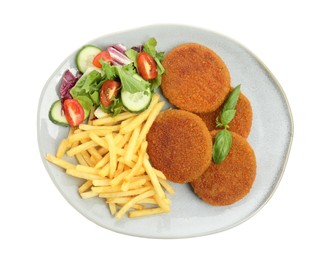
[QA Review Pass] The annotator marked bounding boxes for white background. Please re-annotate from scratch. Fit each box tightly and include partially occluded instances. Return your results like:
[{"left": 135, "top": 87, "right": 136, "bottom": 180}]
[{"left": 1, "top": 0, "right": 328, "bottom": 259}]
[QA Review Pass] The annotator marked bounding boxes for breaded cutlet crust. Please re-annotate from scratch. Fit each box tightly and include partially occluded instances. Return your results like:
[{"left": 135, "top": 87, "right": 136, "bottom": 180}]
[
  {"left": 196, "top": 88, "right": 253, "bottom": 138},
  {"left": 146, "top": 109, "right": 212, "bottom": 183},
  {"left": 161, "top": 43, "right": 231, "bottom": 113},
  {"left": 191, "top": 131, "right": 256, "bottom": 205}
]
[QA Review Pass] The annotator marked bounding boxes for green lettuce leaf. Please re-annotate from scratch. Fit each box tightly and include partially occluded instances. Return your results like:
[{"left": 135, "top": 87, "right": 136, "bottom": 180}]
[
  {"left": 70, "top": 70, "right": 103, "bottom": 106},
  {"left": 125, "top": 48, "right": 139, "bottom": 69},
  {"left": 116, "top": 64, "right": 150, "bottom": 94},
  {"left": 143, "top": 38, "right": 157, "bottom": 57}
]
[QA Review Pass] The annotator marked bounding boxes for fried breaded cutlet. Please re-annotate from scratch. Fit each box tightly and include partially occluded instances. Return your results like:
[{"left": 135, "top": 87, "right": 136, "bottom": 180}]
[
  {"left": 161, "top": 43, "right": 231, "bottom": 113},
  {"left": 146, "top": 109, "right": 212, "bottom": 183},
  {"left": 191, "top": 130, "right": 256, "bottom": 206},
  {"left": 196, "top": 88, "right": 253, "bottom": 138}
]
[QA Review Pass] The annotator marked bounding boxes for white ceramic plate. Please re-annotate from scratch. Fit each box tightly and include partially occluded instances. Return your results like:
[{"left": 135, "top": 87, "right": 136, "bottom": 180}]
[{"left": 37, "top": 24, "right": 293, "bottom": 238}]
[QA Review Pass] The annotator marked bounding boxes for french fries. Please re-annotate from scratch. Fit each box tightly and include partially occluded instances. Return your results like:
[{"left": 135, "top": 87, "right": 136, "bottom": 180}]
[{"left": 46, "top": 94, "right": 174, "bottom": 219}]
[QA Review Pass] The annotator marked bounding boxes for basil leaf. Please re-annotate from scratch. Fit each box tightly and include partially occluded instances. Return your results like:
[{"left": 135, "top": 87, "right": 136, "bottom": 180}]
[
  {"left": 212, "top": 129, "right": 232, "bottom": 164},
  {"left": 222, "top": 85, "right": 241, "bottom": 112},
  {"left": 221, "top": 109, "right": 236, "bottom": 126}
]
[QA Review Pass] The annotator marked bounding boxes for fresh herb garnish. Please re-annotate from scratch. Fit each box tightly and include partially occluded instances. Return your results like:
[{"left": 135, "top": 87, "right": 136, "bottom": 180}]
[
  {"left": 213, "top": 85, "right": 241, "bottom": 164},
  {"left": 213, "top": 129, "right": 232, "bottom": 164}
]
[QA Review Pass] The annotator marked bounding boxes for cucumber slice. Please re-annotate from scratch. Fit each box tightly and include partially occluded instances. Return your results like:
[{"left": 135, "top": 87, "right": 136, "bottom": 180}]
[
  {"left": 49, "top": 100, "right": 69, "bottom": 126},
  {"left": 76, "top": 45, "right": 102, "bottom": 73},
  {"left": 121, "top": 88, "right": 152, "bottom": 113},
  {"left": 49, "top": 99, "right": 90, "bottom": 126}
]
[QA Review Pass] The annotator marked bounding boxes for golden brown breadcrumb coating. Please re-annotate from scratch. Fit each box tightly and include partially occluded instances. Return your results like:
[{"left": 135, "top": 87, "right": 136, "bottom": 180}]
[
  {"left": 161, "top": 43, "right": 231, "bottom": 113},
  {"left": 191, "top": 130, "right": 256, "bottom": 205},
  {"left": 196, "top": 88, "right": 253, "bottom": 138},
  {"left": 146, "top": 109, "right": 212, "bottom": 183}
]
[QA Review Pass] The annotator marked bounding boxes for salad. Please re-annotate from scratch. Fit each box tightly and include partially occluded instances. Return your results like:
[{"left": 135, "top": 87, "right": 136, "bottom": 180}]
[{"left": 49, "top": 38, "right": 165, "bottom": 127}]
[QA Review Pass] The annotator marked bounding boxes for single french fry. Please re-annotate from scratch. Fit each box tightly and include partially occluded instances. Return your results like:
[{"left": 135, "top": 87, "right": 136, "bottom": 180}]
[
  {"left": 99, "top": 186, "right": 151, "bottom": 198},
  {"left": 98, "top": 163, "right": 111, "bottom": 177},
  {"left": 128, "top": 207, "right": 166, "bottom": 218},
  {"left": 89, "top": 132, "right": 108, "bottom": 149},
  {"left": 92, "top": 186, "right": 121, "bottom": 194},
  {"left": 117, "top": 203, "right": 145, "bottom": 210},
  {"left": 129, "top": 175, "right": 151, "bottom": 182},
  {"left": 66, "top": 168, "right": 106, "bottom": 180},
  {"left": 116, "top": 131, "right": 132, "bottom": 149},
  {"left": 78, "top": 180, "right": 93, "bottom": 193},
  {"left": 109, "top": 169, "right": 132, "bottom": 186},
  {"left": 120, "top": 181, "right": 130, "bottom": 192},
  {"left": 81, "top": 151, "right": 95, "bottom": 167},
  {"left": 159, "top": 179, "right": 175, "bottom": 194},
  {"left": 118, "top": 157, "right": 136, "bottom": 168},
  {"left": 80, "top": 191, "right": 98, "bottom": 199},
  {"left": 116, "top": 149, "right": 138, "bottom": 162},
  {"left": 143, "top": 157, "right": 166, "bottom": 199},
  {"left": 92, "top": 179, "right": 112, "bottom": 186},
  {"left": 120, "top": 116, "right": 135, "bottom": 129},
  {"left": 56, "top": 138, "right": 69, "bottom": 158},
  {"left": 107, "top": 197, "right": 131, "bottom": 204},
  {"left": 75, "top": 153, "right": 89, "bottom": 166},
  {"left": 115, "top": 189, "right": 155, "bottom": 220},
  {"left": 113, "top": 161, "right": 125, "bottom": 178},
  {"left": 97, "top": 147, "right": 108, "bottom": 156},
  {"left": 121, "top": 178, "right": 147, "bottom": 192},
  {"left": 154, "top": 194, "right": 170, "bottom": 212},
  {"left": 133, "top": 167, "right": 147, "bottom": 177},
  {"left": 68, "top": 130, "right": 117, "bottom": 144},
  {"left": 68, "top": 127, "right": 75, "bottom": 136},
  {"left": 125, "top": 141, "right": 148, "bottom": 180},
  {"left": 153, "top": 168, "right": 167, "bottom": 180},
  {"left": 80, "top": 124, "right": 121, "bottom": 132},
  {"left": 87, "top": 147, "right": 103, "bottom": 162},
  {"left": 135, "top": 101, "right": 165, "bottom": 152},
  {"left": 113, "top": 133, "right": 123, "bottom": 146},
  {"left": 76, "top": 165, "right": 100, "bottom": 175},
  {"left": 89, "top": 155, "right": 98, "bottom": 166},
  {"left": 106, "top": 133, "right": 117, "bottom": 178},
  {"left": 67, "top": 131, "right": 91, "bottom": 145},
  {"left": 66, "top": 140, "right": 98, "bottom": 157},
  {"left": 108, "top": 203, "right": 117, "bottom": 215},
  {"left": 46, "top": 154, "right": 75, "bottom": 170},
  {"left": 138, "top": 198, "right": 157, "bottom": 205},
  {"left": 92, "top": 112, "right": 136, "bottom": 126},
  {"left": 94, "top": 153, "right": 110, "bottom": 169},
  {"left": 124, "top": 126, "right": 141, "bottom": 163},
  {"left": 120, "top": 94, "right": 160, "bottom": 134}
]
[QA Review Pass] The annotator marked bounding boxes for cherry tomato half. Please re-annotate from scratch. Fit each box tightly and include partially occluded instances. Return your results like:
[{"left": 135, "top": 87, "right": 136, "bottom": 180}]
[
  {"left": 63, "top": 99, "right": 85, "bottom": 127},
  {"left": 137, "top": 52, "right": 158, "bottom": 80},
  {"left": 100, "top": 80, "right": 120, "bottom": 107},
  {"left": 93, "top": 51, "right": 112, "bottom": 68}
]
